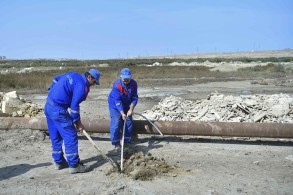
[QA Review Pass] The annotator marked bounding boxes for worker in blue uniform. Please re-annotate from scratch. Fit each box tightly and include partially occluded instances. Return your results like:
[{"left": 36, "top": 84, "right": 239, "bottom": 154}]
[
  {"left": 108, "top": 68, "right": 138, "bottom": 151},
  {"left": 44, "top": 69, "right": 100, "bottom": 174}
]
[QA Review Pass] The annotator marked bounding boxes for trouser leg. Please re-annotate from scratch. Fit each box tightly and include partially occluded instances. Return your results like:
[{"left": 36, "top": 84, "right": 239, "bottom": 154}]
[
  {"left": 46, "top": 116, "right": 67, "bottom": 164},
  {"left": 45, "top": 104, "right": 67, "bottom": 164},
  {"left": 109, "top": 107, "right": 122, "bottom": 145},
  {"left": 60, "top": 124, "right": 79, "bottom": 167},
  {"left": 124, "top": 116, "right": 133, "bottom": 143},
  {"left": 45, "top": 104, "right": 79, "bottom": 167}
]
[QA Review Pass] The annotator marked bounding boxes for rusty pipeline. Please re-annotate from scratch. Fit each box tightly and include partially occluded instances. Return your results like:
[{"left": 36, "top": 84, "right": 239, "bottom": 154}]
[{"left": 0, "top": 117, "right": 292, "bottom": 138}]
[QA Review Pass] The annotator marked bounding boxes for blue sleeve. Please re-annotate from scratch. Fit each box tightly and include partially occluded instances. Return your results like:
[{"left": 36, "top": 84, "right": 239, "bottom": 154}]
[
  {"left": 112, "top": 83, "right": 124, "bottom": 112},
  {"left": 131, "top": 81, "right": 138, "bottom": 105},
  {"left": 69, "top": 83, "right": 85, "bottom": 123}
]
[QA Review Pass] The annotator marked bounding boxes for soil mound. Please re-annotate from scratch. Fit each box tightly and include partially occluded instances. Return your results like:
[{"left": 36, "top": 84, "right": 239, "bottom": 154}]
[{"left": 107, "top": 150, "right": 175, "bottom": 181}]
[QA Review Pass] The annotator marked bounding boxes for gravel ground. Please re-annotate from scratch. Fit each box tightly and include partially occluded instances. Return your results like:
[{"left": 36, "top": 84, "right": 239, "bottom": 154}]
[
  {"left": 0, "top": 129, "right": 292, "bottom": 195},
  {"left": 1, "top": 51, "right": 293, "bottom": 194}
]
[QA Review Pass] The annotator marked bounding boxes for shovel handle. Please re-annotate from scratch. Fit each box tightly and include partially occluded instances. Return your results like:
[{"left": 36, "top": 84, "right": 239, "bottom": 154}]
[{"left": 83, "top": 130, "right": 117, "bottom": 168}]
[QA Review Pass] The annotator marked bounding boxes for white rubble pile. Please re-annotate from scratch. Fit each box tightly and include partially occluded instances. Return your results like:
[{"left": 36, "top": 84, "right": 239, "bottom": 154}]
[
  {"left": 0, "top": 91, "right": 44, "bottom": 118},
  {"left": 17, "top": 67, "right": 34, "bottom": 73},
  {"left": 140, "top": 93, "right": 293, "bottom": 123}
]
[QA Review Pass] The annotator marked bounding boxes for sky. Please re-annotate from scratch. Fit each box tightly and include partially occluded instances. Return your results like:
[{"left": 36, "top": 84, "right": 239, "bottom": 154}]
[{"left": 0, "top": 0, "right": 292, "bottom": 59}]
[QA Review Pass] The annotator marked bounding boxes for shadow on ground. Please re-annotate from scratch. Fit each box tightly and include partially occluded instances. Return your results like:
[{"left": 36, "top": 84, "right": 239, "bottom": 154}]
[{"left": 0, "top": 162, "right": 51, "bottom": 181}]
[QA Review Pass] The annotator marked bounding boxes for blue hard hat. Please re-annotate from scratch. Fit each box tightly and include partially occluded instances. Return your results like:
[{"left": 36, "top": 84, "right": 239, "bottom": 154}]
[
  {"left": 120, "top": 68, "right": 132, "bottom": 79},
  {"left": 88, "top": 69, "right": 100, "bottom": 85}
]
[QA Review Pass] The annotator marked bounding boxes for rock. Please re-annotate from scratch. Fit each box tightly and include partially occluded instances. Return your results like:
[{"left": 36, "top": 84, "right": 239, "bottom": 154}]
[
  {"left": 271, "top": 103, "right": 289, "bottom": 117},
  {"left": 139, "top": 93, "right": 293, "bottom": 123},
  {"left": 2, "top": 100, "right": 24, "bottom": 114},
  {"left": 4, "top": 91, "right": 19, "bottom": 99},
  {"left": 0, "top": 91, "right": 44, "bottom": 117}
]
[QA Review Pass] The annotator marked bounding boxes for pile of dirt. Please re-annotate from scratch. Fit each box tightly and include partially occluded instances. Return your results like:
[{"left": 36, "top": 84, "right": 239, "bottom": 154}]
[{"left": 106, "top": 150, "right": 176, "bottom": 181}]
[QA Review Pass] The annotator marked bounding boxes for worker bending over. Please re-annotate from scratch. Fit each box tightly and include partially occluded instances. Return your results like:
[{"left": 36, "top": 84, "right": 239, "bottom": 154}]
[{"left": 44, "top": 69, "right": 100, "bottom": 174}]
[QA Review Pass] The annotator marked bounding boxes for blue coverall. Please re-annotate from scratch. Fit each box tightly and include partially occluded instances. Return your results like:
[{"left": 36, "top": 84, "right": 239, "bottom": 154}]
[
  {"left": 44, "top": 72, "right": 90, "bottom": 167},
  {"left": 108, "top": 79, "right": 138, "bottom": 145}
]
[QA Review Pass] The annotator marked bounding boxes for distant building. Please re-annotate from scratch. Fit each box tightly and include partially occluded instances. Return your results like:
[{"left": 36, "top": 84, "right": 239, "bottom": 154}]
[{"left": 0, "top": 56, "right": 6, "bottom": 60}]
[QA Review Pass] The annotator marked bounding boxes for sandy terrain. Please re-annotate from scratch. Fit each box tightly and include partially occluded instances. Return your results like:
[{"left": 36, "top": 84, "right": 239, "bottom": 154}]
[
  {"left": 1, "top": 128, "right": 292, "bottom": 195},
  {"left": 1, "top": 50, "right": 293, "bottom": 195}
]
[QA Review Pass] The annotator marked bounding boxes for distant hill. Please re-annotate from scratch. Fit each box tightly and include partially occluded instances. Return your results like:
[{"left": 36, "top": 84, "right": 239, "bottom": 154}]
[{"left": 133, "top": 49, "right": 293, "bottom": 59}]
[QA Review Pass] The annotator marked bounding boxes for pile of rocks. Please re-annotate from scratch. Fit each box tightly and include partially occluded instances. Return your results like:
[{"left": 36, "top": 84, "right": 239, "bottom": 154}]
[
  {"left": 0, "top": 91, "right": 44, "bottom": 118},
  {"left": 139, "top": 92, "right": 293, "bottom": 123}
]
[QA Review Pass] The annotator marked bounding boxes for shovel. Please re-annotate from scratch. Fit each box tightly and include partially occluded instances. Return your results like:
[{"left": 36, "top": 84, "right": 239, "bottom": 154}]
[
  {"left": 83, "top": 130, "right": 118, "bottom": 169},
  {"left": 120, "top": 119, "right": 126, "bottom": 173},
  {"left": 133, "top": 112, "right": 163, "bottom": 136}
]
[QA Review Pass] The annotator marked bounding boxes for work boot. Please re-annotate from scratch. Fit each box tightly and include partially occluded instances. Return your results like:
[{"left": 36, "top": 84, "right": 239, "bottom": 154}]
[
  {"left": 54, "top": 162, "right": 69, "bottom": 170},
  {"left": 114, "top": 144, "right": 121, "bottom": 152},
  {"left": 124, "top": 142, "right": 132, "bottom": 151},
  {"left": 69, "top": 162, "right": 90, "bottom": 174}
]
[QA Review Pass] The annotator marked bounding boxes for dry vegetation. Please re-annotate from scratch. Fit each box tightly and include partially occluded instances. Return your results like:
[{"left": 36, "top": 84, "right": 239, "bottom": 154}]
[{"left": 0, "top": 57, "right": 292, "bottom": 93}]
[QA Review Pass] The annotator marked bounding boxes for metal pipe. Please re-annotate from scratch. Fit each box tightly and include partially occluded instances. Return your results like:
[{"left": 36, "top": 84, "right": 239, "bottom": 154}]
[
  {"left": 0, "top": 117, "right": 292, "bottom": 138},
  {"left": 133, "top": 112, "right": 163, "bottom": 136}
]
